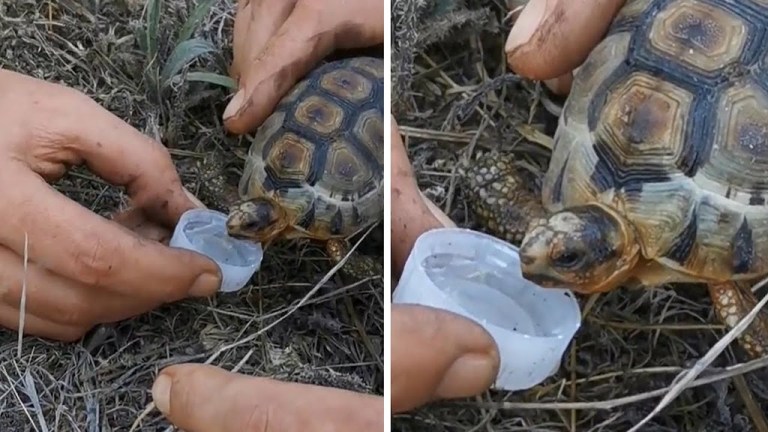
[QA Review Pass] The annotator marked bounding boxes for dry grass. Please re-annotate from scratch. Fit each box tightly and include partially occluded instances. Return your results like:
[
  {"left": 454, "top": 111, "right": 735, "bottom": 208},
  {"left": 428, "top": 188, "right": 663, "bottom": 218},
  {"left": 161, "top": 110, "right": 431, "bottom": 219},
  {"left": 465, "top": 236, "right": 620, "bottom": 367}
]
[
  {"left": 0, "top": 1, "right": 383, "bottom": 430},
  {"left": 392, "top": 0, "right": 768, "bottom": 431}
]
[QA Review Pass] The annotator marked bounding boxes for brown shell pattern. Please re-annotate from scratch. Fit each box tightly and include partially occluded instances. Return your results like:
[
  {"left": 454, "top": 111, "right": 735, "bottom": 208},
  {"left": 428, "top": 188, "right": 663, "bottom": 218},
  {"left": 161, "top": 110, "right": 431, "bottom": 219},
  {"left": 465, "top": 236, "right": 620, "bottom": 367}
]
[
  {"left": 238, "top": 57, "right": 384, "bottom": 239},
  {"left": 542, "top": 0, "right": 768, "bottom": 282}
]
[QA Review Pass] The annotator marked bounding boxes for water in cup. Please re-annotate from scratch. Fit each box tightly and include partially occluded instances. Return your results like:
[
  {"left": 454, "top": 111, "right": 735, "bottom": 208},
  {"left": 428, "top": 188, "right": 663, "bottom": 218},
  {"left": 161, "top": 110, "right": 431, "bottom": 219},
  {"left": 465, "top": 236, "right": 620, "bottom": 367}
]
[
  {"left": 422, "top": 252, "right": 548, "bottom": 337},
  {"left": 184, "top": 219, "right": 252, "bottom": 266}
]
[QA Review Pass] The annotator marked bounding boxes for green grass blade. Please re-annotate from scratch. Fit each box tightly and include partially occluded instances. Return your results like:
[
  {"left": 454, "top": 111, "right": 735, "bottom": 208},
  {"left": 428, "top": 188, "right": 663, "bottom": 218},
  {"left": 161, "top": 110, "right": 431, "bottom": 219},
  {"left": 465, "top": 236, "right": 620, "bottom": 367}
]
[
  {"left": 145, "top": 0, "right": 162, "bottom": 63},
  {"left": 185, "top": 71, "right": 237, "bottom": 89},
  {"left": 160, "top": 38, "right": 217, "bottom": 87},
  {"left": 178, "top": 0, "right": 217, "bottom": 42}
]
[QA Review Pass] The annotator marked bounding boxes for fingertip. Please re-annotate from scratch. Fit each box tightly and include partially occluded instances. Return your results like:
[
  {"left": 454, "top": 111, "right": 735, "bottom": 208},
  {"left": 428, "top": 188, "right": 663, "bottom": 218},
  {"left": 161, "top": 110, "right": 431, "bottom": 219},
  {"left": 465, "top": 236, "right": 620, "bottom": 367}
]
[
  {"left": 131, "top": 242, "right": 221, "bottom": 302},
  {"left": 222, "top": 87, "right": 270, "bottom": 135},
  {"left": 505, "top": 0, "right": 626, "bottom": 80},
  {"left": 505, "top": 0, "right": 555, "bottom": 79},
  {"left": 391, "top": 305, "right": 500, "bottom": 412},
  {"left": 436, "top": 348, "right": 500, "bottom": 401},
  {"left": 394, "top": 305, "right": 498, "bottom": 356},
  {"left": 152, "top": 364, "right": 220, "bottom": 428},
  {"left": 544, "top": 72, "right": 573, "bottom": 96},
  {"left": 182, "top": 187, "right": 207, "bottom": 209},
  {"left": 188, "top": 269, "right": 222, "bottom": 298},
  {"left": 223, "top": 88, "right": 246, "bottom": 123},
  {"left": 152, "top": 373, "right": 173, "bottom": 415},
  {"left": 505, "top": 0, "right": 548, "bottom": 56}
]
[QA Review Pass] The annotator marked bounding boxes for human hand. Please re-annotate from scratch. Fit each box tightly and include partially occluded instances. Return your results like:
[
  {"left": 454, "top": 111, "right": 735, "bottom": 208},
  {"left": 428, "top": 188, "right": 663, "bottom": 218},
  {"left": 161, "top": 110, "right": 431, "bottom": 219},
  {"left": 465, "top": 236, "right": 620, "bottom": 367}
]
[
  {"left": 390, "top": 117, "right": 500, "bottom": 412},
  {"left": 151, "top": 364, "right": 382, "bottom": 432},
  {"left": 224, "top": 0, "right": 384, "bottom": 134},
  {"left": 0, "top": 70, "right": 221, "bottom": 341},
  {"left": 505, "top": 0, "right": 626, "bottom": 94}
]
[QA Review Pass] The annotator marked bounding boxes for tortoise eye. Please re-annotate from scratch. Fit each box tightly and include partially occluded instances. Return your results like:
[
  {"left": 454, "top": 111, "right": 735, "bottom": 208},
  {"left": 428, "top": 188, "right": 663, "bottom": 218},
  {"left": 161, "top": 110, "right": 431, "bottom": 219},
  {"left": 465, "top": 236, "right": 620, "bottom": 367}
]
[
  {"left": 553, "top": 250, "right": 583, "bottom": 268},
  {"left": 243, "top": 220, "right": 261, "bottom": 231}
]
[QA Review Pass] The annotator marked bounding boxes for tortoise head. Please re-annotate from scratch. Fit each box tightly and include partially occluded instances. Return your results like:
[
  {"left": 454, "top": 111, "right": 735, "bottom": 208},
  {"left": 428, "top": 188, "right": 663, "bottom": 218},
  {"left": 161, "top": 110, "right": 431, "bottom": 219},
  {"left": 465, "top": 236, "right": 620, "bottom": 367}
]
[
  {"left": 226, "top": 197, "right": 290, "bottom": 245},
  {"left": 519, "top": 203, "right": 640, "bottom": 294}
]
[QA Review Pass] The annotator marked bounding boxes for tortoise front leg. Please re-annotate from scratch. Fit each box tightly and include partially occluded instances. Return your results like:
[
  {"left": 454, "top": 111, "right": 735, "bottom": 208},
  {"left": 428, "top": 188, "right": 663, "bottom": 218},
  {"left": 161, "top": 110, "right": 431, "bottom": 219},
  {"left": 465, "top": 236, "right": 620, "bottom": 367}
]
[
  {"left": 326, "top": 238, "right": 383, "bottom": 281},
  {"left": 458, "top": 152, "right": 548, "bottom": 246},
  {"left": 195, "top": 151, "right": 241, "bottom": 212},
  {"left": 708, "top": 281, "right": 768, "bottom": 358}
]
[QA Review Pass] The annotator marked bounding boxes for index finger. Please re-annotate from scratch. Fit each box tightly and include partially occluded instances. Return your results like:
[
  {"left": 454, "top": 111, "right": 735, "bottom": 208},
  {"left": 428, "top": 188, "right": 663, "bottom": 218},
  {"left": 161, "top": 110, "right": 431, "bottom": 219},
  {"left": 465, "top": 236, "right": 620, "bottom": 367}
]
[
  {"left": 34, "top": 82, "right": 200, "bottom": 229},
  {"left": 0, "top": 163, "right": 221, "bottom": 300},
  {"left": 505, "top": 0, "right": 626, "bottom": 80},
  {"left": 223, "top": 0, "right": 384, "bottom": 134}
]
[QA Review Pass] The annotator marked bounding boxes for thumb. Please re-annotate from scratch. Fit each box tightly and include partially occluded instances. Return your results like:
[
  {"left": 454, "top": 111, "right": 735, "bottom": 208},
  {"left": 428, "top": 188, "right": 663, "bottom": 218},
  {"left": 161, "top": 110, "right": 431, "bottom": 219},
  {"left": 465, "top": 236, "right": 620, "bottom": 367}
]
[
  {"left": 152, "top": 364, "right": 382, "bottom": 432},
  {"left": 505, "top": 0, "right": 625, "bottom": 80},
  {"left": 391, "top": 305, "right": 500, "bottom": 413},
  {"left": 223, "top": 2, "right": 337, "bottom": 134}
]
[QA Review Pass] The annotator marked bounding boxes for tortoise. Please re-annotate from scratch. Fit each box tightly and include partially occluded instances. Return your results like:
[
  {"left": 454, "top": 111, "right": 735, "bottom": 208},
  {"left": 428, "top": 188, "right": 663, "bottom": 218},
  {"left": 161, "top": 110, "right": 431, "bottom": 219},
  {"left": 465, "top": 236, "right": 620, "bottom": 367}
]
[
  {"left": 200, "top": 56, "right": 384, "bottom": 279},
  {"left": 461, "top": 0, "right": 768, "bottom": 358}
]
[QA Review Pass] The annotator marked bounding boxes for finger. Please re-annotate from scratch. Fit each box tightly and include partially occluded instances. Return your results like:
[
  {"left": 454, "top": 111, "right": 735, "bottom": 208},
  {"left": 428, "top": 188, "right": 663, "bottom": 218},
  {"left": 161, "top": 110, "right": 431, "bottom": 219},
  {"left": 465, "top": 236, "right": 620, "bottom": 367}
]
[
  {"left": 243, "top": 0, "right": 298, "bottom": 74},
  {"left": 544, "top": 72, "right": 574, "bottom": 96},
  {"left": 152, "top": 364, "right": 382, "bottom": 432},
  {"left": 223, "top": 0, "right": 384, "bottom": 134},
  {"left": 0, "top": 164, "right": 221, "bottom": 301},
  {"left": 505, "top": 0, "right": 625, "bottom": 81},
  {"left": 229, "top": 0, "right": 252, "bottom": 81},
  {"left": 0, "top": 244, "right": 163, "bottom": 327},
  {"left": 419, "top": 191, "right": 456, "bottom": 228},
  {"left": 19, "top": 77, "right": 200, "bottom": 228},
  {"left": 231, "top": 0, "right": 298, "bottom": 81},
  {"left": 111, "top": 207, "right": 172, "bottom": 244},
  {"left": 391, "top": 305, "right": 500, "bottom": 413},
  {"left": 222, "top": 2, "right": 338, "bottom": 134},
  {"left": 390, "top": 116, "right": 446, "bottom": 276},
  {"left": 0, "top": 302, "right": 87, "bottom": 342}
]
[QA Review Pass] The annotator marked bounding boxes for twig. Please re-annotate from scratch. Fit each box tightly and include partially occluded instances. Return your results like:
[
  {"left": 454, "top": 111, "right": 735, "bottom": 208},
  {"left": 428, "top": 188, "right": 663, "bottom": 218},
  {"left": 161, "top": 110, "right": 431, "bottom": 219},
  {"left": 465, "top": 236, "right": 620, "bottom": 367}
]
[
  {"left": 627, "top": 277, "right": 768, "bottom": 432},
  {"left": 16, "top": 232, "right": 29, "bottom": 357},
  {"left": 459, "top": 353, "right": 768, "bottom": 411},
  {"left": 129, "top": 224, "right": 375, "bottom": 432}
]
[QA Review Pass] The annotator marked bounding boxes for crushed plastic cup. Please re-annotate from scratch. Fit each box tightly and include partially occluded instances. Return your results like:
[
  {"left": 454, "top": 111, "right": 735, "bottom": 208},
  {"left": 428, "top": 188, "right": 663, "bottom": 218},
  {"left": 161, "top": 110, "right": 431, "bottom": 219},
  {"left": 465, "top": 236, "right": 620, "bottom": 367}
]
[
  {"left": 169, "top": 208, "right": 264, "bottom": 293},
  {"left": 392, "top": 227, "right": 582, "bottom": 391}
]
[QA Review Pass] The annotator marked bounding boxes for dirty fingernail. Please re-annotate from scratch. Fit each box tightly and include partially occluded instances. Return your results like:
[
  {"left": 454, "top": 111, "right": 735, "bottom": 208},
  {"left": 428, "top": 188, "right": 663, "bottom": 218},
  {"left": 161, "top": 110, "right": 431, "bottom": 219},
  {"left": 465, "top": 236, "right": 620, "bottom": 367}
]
[
  {"left": 435, "top": 351, "right": 500, "bottom": 400},
  {"left": 505, "top": 0, "right": 549, "bottom": 53},
  {"left": 152, "top": 374, "right": 172, "bottom": 414},
  {"left": 189, "top": 272, "right": 221, "bottom": 297},
  {"left": 223, "top": 89, "right": 246, "bottom": 120}
]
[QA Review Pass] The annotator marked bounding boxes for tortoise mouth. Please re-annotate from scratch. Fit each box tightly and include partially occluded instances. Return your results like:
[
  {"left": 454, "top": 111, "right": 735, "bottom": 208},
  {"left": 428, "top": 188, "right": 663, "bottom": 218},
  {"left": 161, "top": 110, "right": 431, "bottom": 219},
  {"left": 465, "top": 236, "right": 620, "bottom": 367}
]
[{"left": 522, "top": 272, "right": 567, "bottom": 289}]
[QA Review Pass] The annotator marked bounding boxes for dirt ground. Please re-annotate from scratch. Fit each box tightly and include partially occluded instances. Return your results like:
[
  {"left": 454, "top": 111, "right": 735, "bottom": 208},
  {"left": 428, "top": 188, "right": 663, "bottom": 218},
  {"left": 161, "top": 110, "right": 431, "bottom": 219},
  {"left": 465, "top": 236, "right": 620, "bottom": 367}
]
[
  {"left": 392, "top": 0, "right": 768, "bottom": 431},
  {"left": 0, "top": 1, "right": 383, "bottom": 430}
]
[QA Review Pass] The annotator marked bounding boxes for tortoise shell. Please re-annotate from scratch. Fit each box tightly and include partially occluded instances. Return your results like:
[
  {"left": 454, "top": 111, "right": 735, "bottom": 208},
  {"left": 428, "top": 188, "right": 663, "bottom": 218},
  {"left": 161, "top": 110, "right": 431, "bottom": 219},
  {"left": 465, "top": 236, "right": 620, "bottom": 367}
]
[
  {"left": 238, "top": 56, "right": 384, "bottom": 240},
  {"left": 543, "top": 0, "right": 768, "bottom": 283}
]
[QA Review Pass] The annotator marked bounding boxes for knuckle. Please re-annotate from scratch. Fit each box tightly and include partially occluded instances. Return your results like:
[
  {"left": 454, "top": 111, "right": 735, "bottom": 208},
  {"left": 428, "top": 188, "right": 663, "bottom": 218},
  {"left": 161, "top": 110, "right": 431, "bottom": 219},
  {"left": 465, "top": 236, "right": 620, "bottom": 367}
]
[
  {"left": 241, "top": 402, "right": 271, "bottom": 432},
  {"left": 72, "top": 238, "right": 119, "bottom": 287}
]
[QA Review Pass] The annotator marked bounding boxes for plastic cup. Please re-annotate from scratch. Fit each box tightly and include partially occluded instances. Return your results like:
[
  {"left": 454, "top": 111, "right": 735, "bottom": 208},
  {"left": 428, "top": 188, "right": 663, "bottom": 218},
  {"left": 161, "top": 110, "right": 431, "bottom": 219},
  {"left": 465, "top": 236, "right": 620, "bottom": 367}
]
[
  {"left": 392, "top": 227, "right": 582, "bottom": 391},
  {"left": 169, "top": 208, "right": 264, "bottom": 293}
]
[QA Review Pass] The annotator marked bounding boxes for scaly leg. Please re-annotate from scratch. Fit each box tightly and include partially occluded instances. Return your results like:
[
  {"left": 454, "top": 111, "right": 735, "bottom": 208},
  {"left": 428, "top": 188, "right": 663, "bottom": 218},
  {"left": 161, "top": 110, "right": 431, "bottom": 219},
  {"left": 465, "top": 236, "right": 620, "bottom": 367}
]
[
  {"left": 708, "top": 281, "right": 768, "bottom": 358},
  {"left": 458, "top": 151, "right": 548, "bottom": 246},
  {"left": 326, "top": 238, "right": 383, "bottom": 281},
  {"left": 195, "top": 151, "right": 241, "bottom": 212}
]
